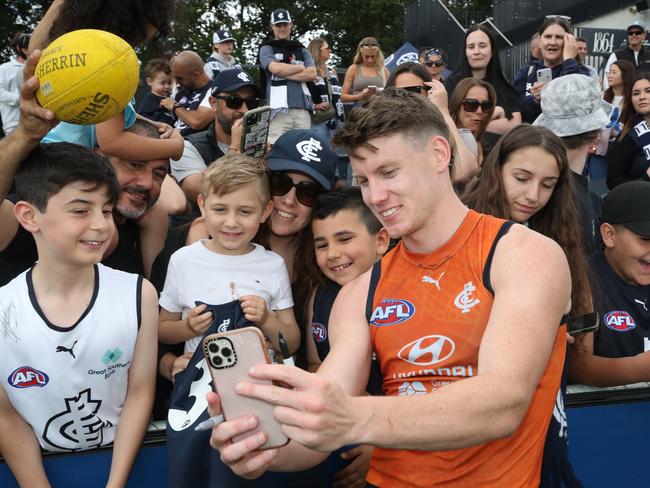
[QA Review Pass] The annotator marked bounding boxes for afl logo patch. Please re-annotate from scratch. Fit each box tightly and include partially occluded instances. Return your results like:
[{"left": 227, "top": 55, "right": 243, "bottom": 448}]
[
  {"left": 370, "top": 299, "right": 415, "bottom": 326},
  {"left": 8, "top": 366, "right": 49, "bottom": 388},
  {"left": 312, "top": 322, "right": 327, "bottom": 343},
  {"left": 605, "top": 311, "right": 636, "bottom": 332}
]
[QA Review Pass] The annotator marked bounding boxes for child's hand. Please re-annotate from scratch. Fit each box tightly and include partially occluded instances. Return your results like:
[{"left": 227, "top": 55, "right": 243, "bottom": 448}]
[
  {"left": 160, "top": 97, "right": 175, "bottom": 111},
  {"left": 240, "top": 295, "right": 268, "bottom": 325},
  {"left": 171, "top": 352, "right": 194, "bottom": 383},
  {"left": 186, "top": 303, "right": 213, "bottom": 337},
  {"left": 150, "top": 120, "right": 173, "bottom": 139}
]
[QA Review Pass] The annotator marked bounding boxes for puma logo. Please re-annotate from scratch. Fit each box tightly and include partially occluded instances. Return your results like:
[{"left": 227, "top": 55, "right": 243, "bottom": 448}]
[
  {"left": 634, "top": 299, "right": 648, "bottom": 312},
  {"left": 56, "top": 340, "right": 78, "bottom": 359},
  {"left": 422, "top": 272, "right": 445, "bottom": 290}
]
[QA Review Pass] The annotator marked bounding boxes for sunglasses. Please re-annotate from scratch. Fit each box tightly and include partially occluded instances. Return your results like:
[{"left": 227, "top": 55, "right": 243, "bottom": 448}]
[
  {"left": 269, "top": 172, "right": 323, "bottom": 207},
  {"left": 401, "top": 85, "right": 426, "bottom": 94},
  {"left": 425, "top": 60, "right": 445, "bottom": 67},
  {"left": 214, "top": 95, "right": 261, "bottom": 110},
  {"left": 462, "top": 98, "right": 494, "bottom": 112},
  {"left": 629, "top": 30, "right": 644, "bottom": 36},
  {"left": 361, "top": 43, "right": 378, "bottom": 48}
]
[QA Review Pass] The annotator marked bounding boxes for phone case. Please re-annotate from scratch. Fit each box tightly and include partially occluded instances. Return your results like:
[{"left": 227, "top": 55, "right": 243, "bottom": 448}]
[
  {"left": 537, "top": 69, "right": 552, "bottom": 83},
  {"left": 203, "top": 327, "right": 289, "bottom": 449},
  {"left": 240, "top": 106, "right": 271, "bottom": 158}
]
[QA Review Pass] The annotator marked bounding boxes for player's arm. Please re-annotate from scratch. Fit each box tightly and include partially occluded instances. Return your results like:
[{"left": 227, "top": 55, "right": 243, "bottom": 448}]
[
  {"left": 172, "top": 105, "right": 214, "bottom": 132},
  {"left": 28, "top": 0, "right": 64, "bottom": 52},
  {"left": 0, "top": 382, "right": 51, "bottom": 487},
  {"left": 106, "top": 280, "right": 158, "bottom": 488},
  {"left": 569, "top": 332, "right": 650, "bottom": 386},
  {"left": 95, "top": 115, "right": 184, "bottom": 161},
  {"left": 209, "top": 272, "right": 373, "bottom": 477},
  {"left": 304, "top": 290, "right": 322, "bottom": 372}
]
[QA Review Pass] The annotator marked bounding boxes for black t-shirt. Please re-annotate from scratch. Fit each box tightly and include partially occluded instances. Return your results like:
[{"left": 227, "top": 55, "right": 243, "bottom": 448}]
[
  {"left": 591, "top": 251, "right": 650, "bottom": 358},
  {"left": 173, "top": 81, "right": 213, "bottom": 136},
  {"left": 137, "top": 92, "right": 175, "bottom": 126},
  {"left": 571, "top": 171, "right": 603, "bottom": 256}
]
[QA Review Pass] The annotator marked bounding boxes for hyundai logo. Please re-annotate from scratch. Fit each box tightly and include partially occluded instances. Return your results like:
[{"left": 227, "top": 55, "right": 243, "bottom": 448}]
[{"left": 398, "top": 335, "right": 455, "bottom": 366}]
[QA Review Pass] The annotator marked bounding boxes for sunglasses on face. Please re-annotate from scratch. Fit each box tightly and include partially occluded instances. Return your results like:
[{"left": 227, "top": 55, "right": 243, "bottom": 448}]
[
  {"left": 269, "top": 172, "right": 324, "bottom": 207},
  {"left": 401, "top": 85, "right": 427, "bottom": 94},
  {"left": 462, "top": 98, "right": 494, "bottom": 112},
  {"left": 214, "top": 95, "right": 261, "bottom": 110},
  {"left": 361, "top": 43, "right": 378, "bottom": 48},
  {"left": 425, "top": 60, "right": 445, "bottom": 67},
  {"left": 629, "top": 30, "right": 644, "bottom": 36}
]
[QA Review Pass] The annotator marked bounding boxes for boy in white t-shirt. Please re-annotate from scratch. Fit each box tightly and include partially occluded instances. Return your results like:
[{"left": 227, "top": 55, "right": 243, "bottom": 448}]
[{"left": 158, "top": 153, "right": 300, "bottom": 354}]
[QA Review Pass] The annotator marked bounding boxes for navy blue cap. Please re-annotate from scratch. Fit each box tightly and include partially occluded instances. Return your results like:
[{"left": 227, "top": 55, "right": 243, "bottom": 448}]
[
  {"left": 211, "top": 68, "right": 262, "bottom": 98},
  {"left": 268, "top": 129, "right": 337, "bottom": 190},
  {"left": 271, "top": 9, "right": 292, "bottom": 24}
]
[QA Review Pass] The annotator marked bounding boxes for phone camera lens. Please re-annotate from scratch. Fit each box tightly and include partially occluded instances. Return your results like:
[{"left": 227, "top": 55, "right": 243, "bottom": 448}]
[
  {"left": 215, "top": 356, "right": 223, "bottom": 366},
  {"left": 208, "top": 343, "right": 219, "bottom": 354},
  {"left": 222, "top": 347, "right": 232, "bottom": 357}
]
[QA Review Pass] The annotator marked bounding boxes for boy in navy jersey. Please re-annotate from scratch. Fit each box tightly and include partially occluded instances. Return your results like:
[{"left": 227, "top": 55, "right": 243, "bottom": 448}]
[
  {"left": 0, "top": 143, "right": 158, "bottom": 487},
  {"left": 299, "top": 188, "right": 388, "bottom": 487},
  {"left": 570, "top": 180, "right": 650, "bottom": 386}
]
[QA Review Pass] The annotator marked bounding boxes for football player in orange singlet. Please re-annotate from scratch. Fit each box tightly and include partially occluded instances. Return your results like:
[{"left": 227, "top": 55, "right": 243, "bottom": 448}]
[{"left": 207, "top": 85, "right": 571, "bottom": 487}]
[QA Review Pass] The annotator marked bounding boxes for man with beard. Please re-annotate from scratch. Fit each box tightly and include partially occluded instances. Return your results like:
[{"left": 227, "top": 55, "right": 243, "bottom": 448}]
[
  {"left": 160, "top": 51, "right": 214, "bottom": 136},
  {"left": 171, "top": 68, "right": 263, "bottom": 203},
  {"left": 0, "top": 119, "right": 170, "bottom": 284}
]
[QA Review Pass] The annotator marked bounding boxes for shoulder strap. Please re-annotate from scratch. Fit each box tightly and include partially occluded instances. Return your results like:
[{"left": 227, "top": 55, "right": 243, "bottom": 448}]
[
  {"left": 365, "top": 261, "right": 382, "bottom": 323},
  {"left": 482, "top": 220, "right": 515, "bottom": 296}
]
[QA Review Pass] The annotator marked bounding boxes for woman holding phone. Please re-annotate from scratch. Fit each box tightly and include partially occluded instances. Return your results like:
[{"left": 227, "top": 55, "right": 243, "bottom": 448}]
[
  {"left": 513, "top": 17, "right": 590, "bottom": 123},
  {"left": 341, "top": 37, "right": 390, "bottom": 104}
]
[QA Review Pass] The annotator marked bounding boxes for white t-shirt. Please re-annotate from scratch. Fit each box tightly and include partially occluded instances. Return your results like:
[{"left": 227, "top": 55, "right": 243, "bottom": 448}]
[{"left": 159, "top": 241, "right": 294, "bottom": 352}]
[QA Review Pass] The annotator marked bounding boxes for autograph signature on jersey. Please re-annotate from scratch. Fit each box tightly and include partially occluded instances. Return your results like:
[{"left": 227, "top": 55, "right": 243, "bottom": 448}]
[{"left": 0, "top": 303, "right": 20, "bottom": 343}]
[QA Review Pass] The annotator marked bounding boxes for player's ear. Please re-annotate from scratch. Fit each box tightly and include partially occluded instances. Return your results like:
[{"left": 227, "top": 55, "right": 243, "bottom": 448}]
[
  {"left": 13, "top": 201, "right": 40, "bottom": 233},
  {"left": 261, "top": 200, "right": 273, "bottom": 222},
  {"left": 375, "top": 227, "right": 390, "bottom": 257},
  {"left": 428, "top": 135, "right": 453, "bottom": 173}
]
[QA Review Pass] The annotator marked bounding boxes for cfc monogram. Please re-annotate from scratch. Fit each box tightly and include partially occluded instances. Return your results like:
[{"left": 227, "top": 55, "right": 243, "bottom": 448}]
[
  {"left": 454, "top": 281, "right": 480, "bottom": 313},
  {"left": 296, "top": 138, "right": 322, "bottom": 163}
]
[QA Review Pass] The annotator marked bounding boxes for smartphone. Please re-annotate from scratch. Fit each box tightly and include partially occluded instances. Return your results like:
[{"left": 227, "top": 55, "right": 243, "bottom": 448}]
[
  {"left": 367, "top": 85, "right": 377, "bottom": 93},
  {"left": 537, "top": 68, "right": 552, "bottom": 84},
  {"left": 240, "top": 106, "right": 271, "bottom": 158},
  {"left": 203, "top": 327, "right": 288, "bottom": 449},
  {"left": 567, "top": 312, "right": 600, "bottom": 336}
]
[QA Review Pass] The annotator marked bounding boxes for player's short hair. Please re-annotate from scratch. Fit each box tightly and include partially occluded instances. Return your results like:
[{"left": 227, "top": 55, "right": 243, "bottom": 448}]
[
  {"left": 332, "top": 88, "right": 453, "bottom": 160},
  {"left": 201, "top": 153, "right": 270, "bottom": 203},
  {"left": 15, "top": 142, "right": 120, "bottom": 212},
  {"left": 313, "top": 187, "right": 382, "bottom": 235},
  {"left": 144, "top": 57, "right": 171, "bottom": 79}
]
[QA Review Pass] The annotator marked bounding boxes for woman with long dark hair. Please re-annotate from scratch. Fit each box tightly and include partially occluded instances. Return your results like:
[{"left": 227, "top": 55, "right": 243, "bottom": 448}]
[
  {"left": 513, "top": 17, "right": 590, "bottom": 123},
  {"left": 445, "top": 24, "right": 521, "bottom": 135},
  {"left": 607, "top": 72, "right": 650, "bottom": 188}
]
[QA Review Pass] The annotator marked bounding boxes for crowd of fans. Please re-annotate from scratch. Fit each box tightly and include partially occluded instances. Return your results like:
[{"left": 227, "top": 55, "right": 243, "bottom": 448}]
[{"left": 1, "top": 1, "right": 650, "bottom": 487}]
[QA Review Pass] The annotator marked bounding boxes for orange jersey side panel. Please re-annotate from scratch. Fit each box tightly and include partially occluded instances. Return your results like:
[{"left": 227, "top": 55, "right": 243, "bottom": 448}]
[{"left": 367, "top": 211, "right": 566, "bottom": 487}]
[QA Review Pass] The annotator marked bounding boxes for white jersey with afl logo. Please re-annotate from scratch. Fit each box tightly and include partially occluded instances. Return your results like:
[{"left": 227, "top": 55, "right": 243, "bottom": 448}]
[{"left": 0, "top": 264, "right": 141, "bottom": 452}]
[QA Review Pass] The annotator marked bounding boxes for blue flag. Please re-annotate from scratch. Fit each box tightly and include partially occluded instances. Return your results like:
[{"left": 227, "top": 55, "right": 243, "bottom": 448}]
[{"left": 384, "top": 42, "right": 419, "bottom": 73}]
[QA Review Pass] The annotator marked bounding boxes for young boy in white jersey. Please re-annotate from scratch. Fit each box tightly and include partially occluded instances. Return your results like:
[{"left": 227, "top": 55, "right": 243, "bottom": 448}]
[
  {"left": 0, "top": 142, "right": 159, "bottom": 487},
  {"left": 158, "top": 153, "right": 300, "bottom": 355}
]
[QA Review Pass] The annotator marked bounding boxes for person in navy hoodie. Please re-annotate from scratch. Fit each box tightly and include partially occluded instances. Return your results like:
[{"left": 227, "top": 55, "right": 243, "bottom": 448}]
[{"left": 513, "top": 17, "right": 590, "bottom": 123}]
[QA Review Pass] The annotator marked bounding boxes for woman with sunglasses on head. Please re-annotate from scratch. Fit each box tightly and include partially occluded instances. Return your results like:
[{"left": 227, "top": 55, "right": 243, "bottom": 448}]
[
  {"left": 607, "top": 72, "right": 650, "bottom": 189},
  {"left": 514, "top": 17, "right": 590, "bottom": 123},
  {"left": 422, "top": 47, "right": 448, "bottom": 82},
  {"left": 449, "top": 78, "right": 497, "bottom": 165},
  {"left": 307, "top": 37, "right": 345, "bottom": 142},
  {"left": 445, "top": 25, "right": 521, "bottom": 135},
  {"left": 463, "top": 123, "right": 589, "bottom": 488},
  {"left": 383, "top": 67, "right": 481, "bottom": 184},
  {"left": 341, "top": 37, "right": 390, "bottom": 104}
]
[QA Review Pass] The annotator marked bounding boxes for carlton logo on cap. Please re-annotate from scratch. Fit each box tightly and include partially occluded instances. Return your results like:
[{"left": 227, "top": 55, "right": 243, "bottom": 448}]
[
  {"left": 278, "top": 12, "right": 285, "bottom": 19},
  {"left": 237, "top": 72, "right": 250, "bottom": 82},
  {"left": 296, "top": 138, "right": 322, "bottom": 163}
]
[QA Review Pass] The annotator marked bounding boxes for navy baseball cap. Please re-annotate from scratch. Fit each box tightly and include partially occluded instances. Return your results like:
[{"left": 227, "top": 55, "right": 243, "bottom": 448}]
[
  {"left": 213, "top": 30, "right": 235, "bottom": 44},
  {"left": 268, "top": 130, "right": 337, "bottom": 190},
  {"left": 211, "top": 68, "right": 262, "bottom": 98},
  {"left": 271, "top": 9, "right": 292, "bottom": 24},
  {"left": 603, "top": 180, "right": 650, "bottom": 237}
]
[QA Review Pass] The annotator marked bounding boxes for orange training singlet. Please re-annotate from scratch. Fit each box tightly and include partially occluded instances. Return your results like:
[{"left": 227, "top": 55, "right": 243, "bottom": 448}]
[{"left": 365, "top": 210, "right": 566, "bottom": 487}]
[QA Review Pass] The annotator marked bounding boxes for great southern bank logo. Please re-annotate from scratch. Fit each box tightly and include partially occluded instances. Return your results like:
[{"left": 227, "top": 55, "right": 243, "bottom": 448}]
[{"left": 370, "top": 299, "right": 415, "bottom": 326}]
